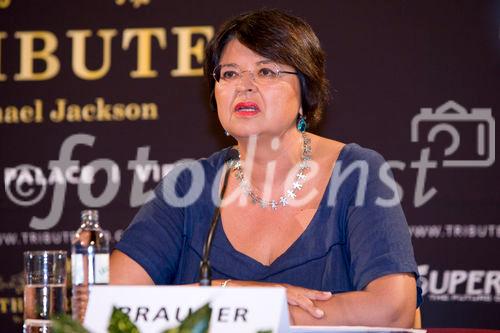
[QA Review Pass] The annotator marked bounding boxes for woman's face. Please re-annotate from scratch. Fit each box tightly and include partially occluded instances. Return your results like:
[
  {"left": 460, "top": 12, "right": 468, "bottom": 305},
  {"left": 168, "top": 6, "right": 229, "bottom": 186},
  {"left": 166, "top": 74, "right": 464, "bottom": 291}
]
[{"left": 214, "top": 39, "right": 302, "bottom": 140}]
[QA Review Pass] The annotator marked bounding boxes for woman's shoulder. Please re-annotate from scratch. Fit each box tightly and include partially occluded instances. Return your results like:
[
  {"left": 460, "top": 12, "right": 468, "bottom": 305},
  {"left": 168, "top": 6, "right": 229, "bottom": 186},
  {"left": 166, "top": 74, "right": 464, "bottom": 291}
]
[
  {"left": 340, "top": 144, "right": 388, "bottom": 166},
  {"left": 312, "top": 134, "right": 388, "bottom": 166},
  {"left": 164, "top": 147, "right": 231, "bottom": 176},
  {"left": 200, "top": 147, "right": 234, "bottom": 169},
  {"left": 154, "top": 147, "right": 231, "bottom": 194}
]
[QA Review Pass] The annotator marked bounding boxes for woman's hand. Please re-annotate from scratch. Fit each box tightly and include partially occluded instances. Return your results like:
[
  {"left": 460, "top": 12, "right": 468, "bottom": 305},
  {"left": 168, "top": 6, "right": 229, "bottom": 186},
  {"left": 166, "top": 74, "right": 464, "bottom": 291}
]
[
  {"left": 282, "top": 283, "right": 332, "bottom": 319},
  {"left": 213, "top": 280, "right": 332, "bottom": 319}
]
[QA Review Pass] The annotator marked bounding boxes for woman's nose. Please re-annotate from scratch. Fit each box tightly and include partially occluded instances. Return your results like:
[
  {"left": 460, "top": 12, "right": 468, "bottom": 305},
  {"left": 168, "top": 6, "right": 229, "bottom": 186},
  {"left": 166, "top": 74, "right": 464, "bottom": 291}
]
[{"left": 235, "top": 71, "right": 257, "bottom": 91}]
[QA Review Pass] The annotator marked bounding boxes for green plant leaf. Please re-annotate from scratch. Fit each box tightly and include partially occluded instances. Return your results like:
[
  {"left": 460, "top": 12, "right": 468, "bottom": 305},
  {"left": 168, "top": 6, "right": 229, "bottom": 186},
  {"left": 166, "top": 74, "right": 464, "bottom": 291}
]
[
  {"left": 108, "top": 306, "right": 141, "bottom": 333},
  {"left": 161, "top": 303, "right": 212, "bottom": 333},
  {"left": 51, "top": 314, "right": 89, "bottom": 333}
]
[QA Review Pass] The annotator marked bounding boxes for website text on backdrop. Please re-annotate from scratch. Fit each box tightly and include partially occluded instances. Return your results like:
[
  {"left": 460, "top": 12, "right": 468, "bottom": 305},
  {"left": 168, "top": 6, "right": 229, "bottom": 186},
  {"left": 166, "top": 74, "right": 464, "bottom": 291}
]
[{"left": 110, "top": 9, "right": 422, "bottom": 327}]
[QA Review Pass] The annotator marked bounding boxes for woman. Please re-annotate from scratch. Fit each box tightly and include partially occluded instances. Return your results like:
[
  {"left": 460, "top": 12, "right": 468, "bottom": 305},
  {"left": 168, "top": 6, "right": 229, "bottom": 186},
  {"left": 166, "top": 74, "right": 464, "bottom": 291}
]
[{"left": 111, "top": 9, "right": 422, "bottom": 327}]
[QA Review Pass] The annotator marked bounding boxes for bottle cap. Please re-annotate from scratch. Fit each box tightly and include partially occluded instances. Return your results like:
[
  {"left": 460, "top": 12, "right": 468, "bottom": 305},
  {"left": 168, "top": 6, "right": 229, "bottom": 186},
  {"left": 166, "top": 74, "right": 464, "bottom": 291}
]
[{"left": 81, "top": 209, "right": 99, "bottom": 221}]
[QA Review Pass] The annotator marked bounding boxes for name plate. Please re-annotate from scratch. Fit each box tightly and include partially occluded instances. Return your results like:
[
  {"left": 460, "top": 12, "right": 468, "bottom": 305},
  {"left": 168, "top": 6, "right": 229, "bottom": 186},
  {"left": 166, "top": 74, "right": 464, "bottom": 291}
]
[{"left": 84, "top": 285, "right": 289, "bottom": 333}]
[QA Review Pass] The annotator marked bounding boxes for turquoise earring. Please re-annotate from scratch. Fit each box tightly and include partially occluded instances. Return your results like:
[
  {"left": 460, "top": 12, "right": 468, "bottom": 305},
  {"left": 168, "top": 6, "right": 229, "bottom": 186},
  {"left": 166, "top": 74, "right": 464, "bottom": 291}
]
[{"left": 297, "top": 115, "right": 307, "bottom": 132}]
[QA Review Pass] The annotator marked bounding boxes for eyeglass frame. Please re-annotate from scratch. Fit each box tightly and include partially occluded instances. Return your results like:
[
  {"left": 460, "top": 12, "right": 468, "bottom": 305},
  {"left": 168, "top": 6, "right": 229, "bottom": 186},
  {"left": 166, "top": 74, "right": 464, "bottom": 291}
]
[{"left": 212, "top": 61, "right": 299, "bottom": 85}]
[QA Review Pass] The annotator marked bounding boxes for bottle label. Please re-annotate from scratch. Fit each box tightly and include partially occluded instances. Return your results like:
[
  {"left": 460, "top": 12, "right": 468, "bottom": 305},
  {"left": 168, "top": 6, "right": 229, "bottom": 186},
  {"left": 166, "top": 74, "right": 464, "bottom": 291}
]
[
  {"left": 72, "top": 254, "right": 84, "bottom": 285},
  {"left": 94, "top": 253, "right": 110, "bottom": 284},
  {"left": 71, "top": 253, "right": 109, "bottom": 285}
]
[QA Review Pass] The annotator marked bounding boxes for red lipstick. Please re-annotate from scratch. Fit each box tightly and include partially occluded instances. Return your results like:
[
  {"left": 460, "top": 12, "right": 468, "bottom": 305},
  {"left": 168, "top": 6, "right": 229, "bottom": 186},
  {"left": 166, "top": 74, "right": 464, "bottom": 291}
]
[{"left": 234, "top": 102, "right": 260, "bottom": 117}]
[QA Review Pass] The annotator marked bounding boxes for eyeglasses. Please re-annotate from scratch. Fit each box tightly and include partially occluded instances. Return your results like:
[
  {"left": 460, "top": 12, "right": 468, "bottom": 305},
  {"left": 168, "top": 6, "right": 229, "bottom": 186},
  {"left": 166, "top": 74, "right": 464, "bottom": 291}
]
[{"left": 213, "top": 62, "right": 298, "bottom": 86}]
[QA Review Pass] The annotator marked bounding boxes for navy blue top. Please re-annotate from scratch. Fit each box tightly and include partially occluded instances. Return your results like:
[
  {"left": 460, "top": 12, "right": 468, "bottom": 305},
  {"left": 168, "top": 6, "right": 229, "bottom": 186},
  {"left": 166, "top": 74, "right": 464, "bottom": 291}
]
[{"left": 116, "top": 143, "right": 422, "bottom": 307}]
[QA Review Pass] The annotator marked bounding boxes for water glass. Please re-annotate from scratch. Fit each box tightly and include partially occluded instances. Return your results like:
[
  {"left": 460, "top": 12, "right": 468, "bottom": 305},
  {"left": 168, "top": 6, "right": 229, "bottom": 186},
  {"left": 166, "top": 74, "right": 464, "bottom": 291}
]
[{"left": 23, "top": 250, "right": 68, "bottom": 333}]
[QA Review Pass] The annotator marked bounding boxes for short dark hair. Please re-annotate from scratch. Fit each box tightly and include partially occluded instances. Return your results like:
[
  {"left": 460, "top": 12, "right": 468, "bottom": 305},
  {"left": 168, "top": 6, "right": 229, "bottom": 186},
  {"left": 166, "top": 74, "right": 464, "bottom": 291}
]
[{"left": 204, "top": 9, "right": 330, "bottom": 128}]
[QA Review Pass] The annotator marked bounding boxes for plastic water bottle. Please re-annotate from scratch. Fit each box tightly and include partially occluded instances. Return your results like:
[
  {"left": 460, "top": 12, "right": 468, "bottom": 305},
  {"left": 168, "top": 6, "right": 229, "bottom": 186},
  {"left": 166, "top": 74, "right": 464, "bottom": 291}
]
[{"left": 71, "top": 209, "right": 109, "bottom": 323}]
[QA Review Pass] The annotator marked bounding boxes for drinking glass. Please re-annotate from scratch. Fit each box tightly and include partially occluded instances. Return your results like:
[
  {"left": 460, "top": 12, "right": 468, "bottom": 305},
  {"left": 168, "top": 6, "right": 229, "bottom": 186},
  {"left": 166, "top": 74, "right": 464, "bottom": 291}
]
[{"left": 23, "top": 250, "right": 68, "bottom": 333}]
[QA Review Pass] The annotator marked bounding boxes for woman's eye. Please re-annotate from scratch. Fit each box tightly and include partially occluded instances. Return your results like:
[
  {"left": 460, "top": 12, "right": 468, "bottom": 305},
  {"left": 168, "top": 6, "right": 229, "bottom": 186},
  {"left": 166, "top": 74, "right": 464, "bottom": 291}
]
[
  {"left": 222, "top": 70, "right": 238, "bottom": 80},
  {"left": 258, "top": 67, "right": 277, "bottom": 77}
]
